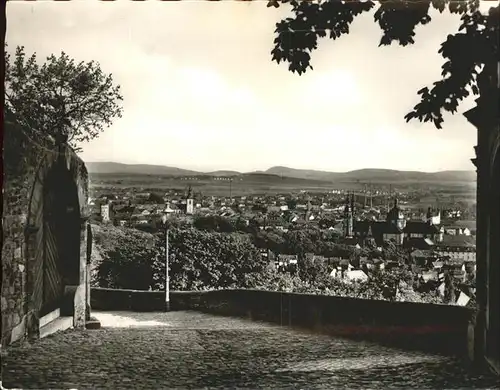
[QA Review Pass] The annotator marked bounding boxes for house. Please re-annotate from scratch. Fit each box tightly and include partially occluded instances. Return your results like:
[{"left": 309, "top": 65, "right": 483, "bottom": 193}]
[
  {"left": 345, "top": 270, "right": 369, "bottom": 282},
  {"left": 132, "top": 215, "right": 150, "bottom": 225},
  {"left": 278, "top": 254, "right": 298, "bottom": 265},
  {"left": 404, "top": 237, "right": 435, "bottom": 250},
  {"left": 373, "top": 258, "right": 385, "bottom": 270},
  {"left": 434, "top": 235, "right": 476, "bottom": 262},
  {"left": 351, "top": 199, "right": 445, "bottom": 249},
  {"left": 100, "top": 203, "right": 113, "bottom": 222},
  {"left": 421, "top": 270, "right": 439, "bottom": 283},
  {"left": 338, "top": 259, "right": 354, "bottom": 271},
  {"left": 425, "top": 207, "right": 441, "bottom": 225},
  {"left": 444, "top": 262, "right": 467, "bottom": 283},
  {"left": 432, "top": 260, "right": 445, "bottom": 270},
  {"left": 444, "top": 226, "right": 472, "bottom": 236},
  {"left": 383, "top": 223, "right": 405, "bottom": 245},
  {"left": 360, "top": 257, "right": 376, "bottom": 271},
  {"left": 456, "top": 291, "right": 471, "bottom": 307},
  {"left": 403, "top": 220, "right": 443, "bottom": 242},
  {"left": 410, "top": 249, "right": 435, "bottom": 266}
]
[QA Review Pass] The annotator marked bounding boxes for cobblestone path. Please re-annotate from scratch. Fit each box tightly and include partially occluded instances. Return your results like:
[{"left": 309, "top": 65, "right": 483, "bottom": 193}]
[{"left": 2, "top": 311, "right": 499, "bottom": 389}]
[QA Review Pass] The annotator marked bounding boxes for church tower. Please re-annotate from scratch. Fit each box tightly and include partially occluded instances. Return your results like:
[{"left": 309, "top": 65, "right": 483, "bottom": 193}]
[
  {"left": 426, "top": 207, "right": 433, "bottom": 224},
  {"left": 344, "top": 192, "right": 354, "bottom": 237},
  {"left": 387, "top": 197, "right": 406, "bottom": 230},
  {"left": 305, "top": 195, "right": 313, "bottom": 223},
  {"left": 186, "top": 185, "right": 194, "bottom": 215},
  {"left": 426, "top": 206, "right": 441, "bottom": 225}
]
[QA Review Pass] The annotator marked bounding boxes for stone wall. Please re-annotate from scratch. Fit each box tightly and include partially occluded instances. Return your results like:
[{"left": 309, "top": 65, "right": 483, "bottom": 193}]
[
  {"left": 2, "top": 116, "right": 46, "bottom": 346},
  {"left": 465, "top": 61, "right": 500, "bottom": 374},
  {"left": 1, "top": 177, "right": 31, "bottom": 345},
  {"left": 2, "top": 123, "right": 91, "bottom": 346},
  {"left": 91, "top": 287, "right": 474, "bottom": 355}
]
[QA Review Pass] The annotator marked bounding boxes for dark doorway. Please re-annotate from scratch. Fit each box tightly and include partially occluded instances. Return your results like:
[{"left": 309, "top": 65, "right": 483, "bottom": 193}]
[{"left": 39, "top": 161, "right": 81, "bottom": 317}]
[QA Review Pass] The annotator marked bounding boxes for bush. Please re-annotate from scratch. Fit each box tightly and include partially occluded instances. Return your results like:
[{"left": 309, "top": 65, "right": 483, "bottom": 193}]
[
  {"left": 152, "top": 229, "right": 268, "bottom": 290},
  {"left": 90, "top": 224, "right": 444, "bottom": 304},
  {"left": 91, "top": 224, "right": 159, "bottom": 290}
]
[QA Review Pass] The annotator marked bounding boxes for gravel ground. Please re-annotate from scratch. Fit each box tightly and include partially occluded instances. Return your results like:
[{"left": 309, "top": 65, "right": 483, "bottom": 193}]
[{"left": 2, "top": 311, "right": 499, "bottom": 389}]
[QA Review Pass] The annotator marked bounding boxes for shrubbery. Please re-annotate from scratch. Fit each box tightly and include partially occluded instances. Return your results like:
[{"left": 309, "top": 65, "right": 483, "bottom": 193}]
[
  {"left": 91, "top": 224, "right": 269, "bottom": 291},
  {"left": 151, "top": 229, "right": 269, "bottom": 291},
  {"left": 91, "top": 224, "right": 157, "bottom": 289},
  {"left": 90, "top": 224, "right": 442, "bottom": 304}
]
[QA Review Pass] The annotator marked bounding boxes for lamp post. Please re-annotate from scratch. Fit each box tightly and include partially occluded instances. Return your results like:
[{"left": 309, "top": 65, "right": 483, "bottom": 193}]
[{"left": 161, "top": 214, "right": 170, "bottom": 312}]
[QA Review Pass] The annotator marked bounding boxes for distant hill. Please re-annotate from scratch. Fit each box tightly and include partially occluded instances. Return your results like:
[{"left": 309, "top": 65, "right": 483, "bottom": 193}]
[
  {"left": 265, "top": 166, "right": 476, "bottom": 183},
  {"left": 266, "top": 166, "right": 341, "bottom": 181},
  {"left": 206, "top": 170, "right": 241, "bottom": 176},
  {"left": 86, "top": 162, "right": 199, "bottom": 176},
  {"left": 86, "top": 162, "right": 476, "bottom": 184}
]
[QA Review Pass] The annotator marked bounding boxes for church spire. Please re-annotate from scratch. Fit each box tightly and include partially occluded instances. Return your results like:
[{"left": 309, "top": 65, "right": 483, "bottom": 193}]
[
  {"left": 185, "top": 185, "right": 194, "bottom": 215},
  {"left": 344, "top": 191, "right": 354, "bottom": 237}
]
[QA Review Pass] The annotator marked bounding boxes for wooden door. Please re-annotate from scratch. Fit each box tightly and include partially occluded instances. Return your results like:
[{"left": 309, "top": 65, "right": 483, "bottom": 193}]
[{"left": 40, "top": 183, "right": 64, "bottom": 316}]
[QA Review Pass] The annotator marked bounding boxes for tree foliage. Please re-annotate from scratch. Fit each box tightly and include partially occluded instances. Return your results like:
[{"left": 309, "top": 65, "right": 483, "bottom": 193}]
[
  {"left": 152, "top": 229, "right": 268, "bottom": 290},
  {"left": 147, "top": 192, "right": 165, "bottom": 204},
  {"left": 91, "top": 224, "right": 158, "bottom": 290},
  {"left": 193, "top": 215, "right": 237, "bottom": 233},
  {"left": 91, "top": 224, "right": 268, "bottom": 291},
  {"left": 90, "top": 224, "right": 441, "bottom": 303},
  {"left": 269, "top": 0, "right": 499, "bottom": 129},
  {"left": 4, "top": 45, "right": 123, "bottom": 151}
]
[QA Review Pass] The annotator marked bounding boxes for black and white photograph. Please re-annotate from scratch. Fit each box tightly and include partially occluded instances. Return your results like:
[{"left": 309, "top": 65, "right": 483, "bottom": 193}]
[{"left": 1, "top": 0, "right": 499, "bottom": 388}]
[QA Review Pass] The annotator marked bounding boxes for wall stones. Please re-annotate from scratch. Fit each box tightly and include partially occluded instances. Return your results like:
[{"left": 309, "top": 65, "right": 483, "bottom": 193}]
[
  {"left": 2, "top": 178, "right": 31, "bottom": 347},
  {"left": 2, "top": 142, "right": 90, "bottom": 347}
]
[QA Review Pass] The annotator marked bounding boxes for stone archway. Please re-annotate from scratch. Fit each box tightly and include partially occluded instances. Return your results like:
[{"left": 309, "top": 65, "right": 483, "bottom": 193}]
[{"left": 25, "top": 144, "right": 90, "bottom": 336}]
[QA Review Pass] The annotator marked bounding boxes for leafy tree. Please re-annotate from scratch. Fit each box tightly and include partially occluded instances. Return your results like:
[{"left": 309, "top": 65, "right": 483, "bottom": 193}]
[
  {"left": 91, "top": 224, "right": 159, "bottom": 290},
  {"left": 193, "top": 215, "right": 236, "bottom": 233},
  {"left": 318, "top": 216, "right": 337, "bottom": 229},
  {"left": 319, "top": 242, "right": 355, "bottom": 259},
  {"left": 382, "top": 241, "right": 409, "bottom": 262},
  {"left": 299, "top": 255, "right": 330, "bottom": 284},
  {"left": 286, "top": 199, "right": 298, "bottom": 210},
  {"left": 252, "top": 230, "right": 286, "bottom": 254},
  {"left": 444, "top": 270, "right": 457, "bottom": 304},
  {"left": 148, "top": 192, "right": 165, "bottom": 204},
  {"left": 152, "top": 229, "right": 268, "bottom": 290},
  {"left": 5, "top": 45, "right": 123, "bottom": 151},
  {"left": 284, "top": 229, "right": 315, "bottom": 256},
  {"left": 92, "top": 224, "right": 268, "bottom": 291},
  {"left": 234, "top": 216, "right": 250, "bottom": 232},
  {"left": 269, "top": 0, "right": 499, "bottom": 129}
]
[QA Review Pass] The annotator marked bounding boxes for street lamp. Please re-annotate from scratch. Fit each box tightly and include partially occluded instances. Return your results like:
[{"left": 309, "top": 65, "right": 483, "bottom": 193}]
[{"left": 161, "top": 213, "right": 170, "bottom": 312}]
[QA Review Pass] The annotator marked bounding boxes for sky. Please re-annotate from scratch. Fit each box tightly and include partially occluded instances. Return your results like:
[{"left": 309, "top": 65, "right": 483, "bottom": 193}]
[{"left": 6, "top": 1, "right": 495, "bottom": 173}]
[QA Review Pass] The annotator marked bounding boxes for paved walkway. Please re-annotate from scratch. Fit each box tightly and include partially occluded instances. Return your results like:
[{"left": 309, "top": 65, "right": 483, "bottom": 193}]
[{"left": 2, "top": 311, "right": 499, "bottom": 389}]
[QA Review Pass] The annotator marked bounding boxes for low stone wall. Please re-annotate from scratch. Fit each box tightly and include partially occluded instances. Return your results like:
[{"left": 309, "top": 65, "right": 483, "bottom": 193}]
[{"left": 91, "top": 287, "right": 474, "bottom": 355}]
